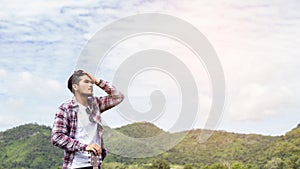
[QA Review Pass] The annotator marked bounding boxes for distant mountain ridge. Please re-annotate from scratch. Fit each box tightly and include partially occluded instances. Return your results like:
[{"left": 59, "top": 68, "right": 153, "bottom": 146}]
[
  {"left": 115, "top": 122, "right": 165, "bottom": 138},
  {"left": 0, "top": 122, "right": 299, "bottom": 169}
]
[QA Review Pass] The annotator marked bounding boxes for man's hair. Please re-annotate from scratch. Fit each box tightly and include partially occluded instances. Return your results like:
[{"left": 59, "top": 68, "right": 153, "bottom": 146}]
[{"left": 67, "top": 70, "right": 87, "bottom": 93}]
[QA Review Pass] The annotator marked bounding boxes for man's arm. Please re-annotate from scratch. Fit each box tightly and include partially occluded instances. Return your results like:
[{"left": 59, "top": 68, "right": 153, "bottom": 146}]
[
  {"left": 51, "top": 107, "right": 87, "bottom": 152},
  {"left": 51, "top": 107, "right": 103, "bottom": 155},
  {"left": 96, "top": 79, "right": 124, "bottom": 112},
  {"left": 84, "top": 72, "right": 124, "bottom": 112}
]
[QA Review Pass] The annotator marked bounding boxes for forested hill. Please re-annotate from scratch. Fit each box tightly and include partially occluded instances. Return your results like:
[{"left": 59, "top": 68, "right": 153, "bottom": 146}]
[
  {"left": 0, "top": 124, "right": 62, "bottom": 169},
  {"left": 0, "top": 123, "right": 299, "bottom": 169}
]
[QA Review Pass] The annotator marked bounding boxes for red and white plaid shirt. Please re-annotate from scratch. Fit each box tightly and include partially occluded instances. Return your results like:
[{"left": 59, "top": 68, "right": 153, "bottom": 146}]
[{"left": 51, "top": 79, "right": 124, "bottom": 169}]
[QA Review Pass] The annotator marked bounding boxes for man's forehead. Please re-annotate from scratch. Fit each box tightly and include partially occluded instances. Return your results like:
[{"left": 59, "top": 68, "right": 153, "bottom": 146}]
[{"left": 79, "top": 74, "right": 92, "bottom": 81}]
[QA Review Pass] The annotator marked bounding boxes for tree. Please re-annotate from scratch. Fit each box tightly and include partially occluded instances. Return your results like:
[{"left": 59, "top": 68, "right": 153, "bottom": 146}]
[
  {"left": 184, "top": 163, "right": 194, "bottom": 169},
  {"left": 284, "top": 155, "right": 300, "bottom": 169},
  {"left": 209, "top": 163, "right": 226, "bottom": 169},
  {"left": 231, "top": 162, "right": 247, "bottom": 169},
  {"left": 102, "top": 162, "right": 127, "bottom": 169},
  {"left": 149, "top": 159, "right": 170, "bottom": 169},
  {"left": 264, "top": 157, "right": 284, "bottom": 169}
]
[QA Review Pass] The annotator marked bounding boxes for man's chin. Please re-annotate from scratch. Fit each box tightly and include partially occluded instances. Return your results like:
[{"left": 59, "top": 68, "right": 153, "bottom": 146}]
[{"left": 83, "top": 93, "right": 93, "bottom": 97}]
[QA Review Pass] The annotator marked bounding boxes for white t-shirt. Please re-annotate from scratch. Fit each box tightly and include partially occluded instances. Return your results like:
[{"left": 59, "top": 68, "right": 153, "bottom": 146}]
[{"left": 72, "top": 103, "right": 101, "bottom": 168}]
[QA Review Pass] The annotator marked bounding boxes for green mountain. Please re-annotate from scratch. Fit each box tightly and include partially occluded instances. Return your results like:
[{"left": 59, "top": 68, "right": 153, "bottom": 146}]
[
  {"left": 0, "top": 122, "right": 299, "bottom": 169},
  {"left": 0, "top": 123, "right": 62, "bottom": 169},
  {"left": 115, "top": 122, "right": 165, "bottom": 138}
]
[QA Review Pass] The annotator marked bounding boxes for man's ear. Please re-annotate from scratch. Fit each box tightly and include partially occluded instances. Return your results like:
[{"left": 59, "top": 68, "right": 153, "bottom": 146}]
[{"left": 72, "top": 84, "right": 78, "bottom": 92}]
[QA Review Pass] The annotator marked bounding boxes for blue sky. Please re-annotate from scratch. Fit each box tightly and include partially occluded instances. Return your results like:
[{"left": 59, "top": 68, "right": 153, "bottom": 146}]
[{"left": 0, "top": 0, "right": 300, "bottom": 136}]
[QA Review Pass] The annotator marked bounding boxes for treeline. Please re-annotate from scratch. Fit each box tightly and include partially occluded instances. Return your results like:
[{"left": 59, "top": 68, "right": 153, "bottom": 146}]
[
  {"left": 104, "top": 122, "right": 300, "bottom": 169},
  {"left": 98, "top": 156, "right": 300, "bottom": 169},
  {"left": 0, "top": 123, "right": 299, "bottom": 169}
]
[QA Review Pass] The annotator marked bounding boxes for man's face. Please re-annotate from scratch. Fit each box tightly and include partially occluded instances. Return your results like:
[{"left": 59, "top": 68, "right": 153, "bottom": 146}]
[{"left": 74, "top": 75, "right": 93, "bottom": 96}]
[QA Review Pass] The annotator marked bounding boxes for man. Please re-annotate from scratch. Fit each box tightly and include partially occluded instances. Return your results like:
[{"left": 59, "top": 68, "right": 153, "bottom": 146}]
[{"left": 51, "top": 70, "right": 124, "bottom": 169}]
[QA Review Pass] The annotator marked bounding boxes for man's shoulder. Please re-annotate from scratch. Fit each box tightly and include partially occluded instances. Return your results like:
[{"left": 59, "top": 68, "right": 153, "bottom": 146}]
[
  {"left": 87, "top": 96, "right": 98, "bottom": 103},
  {"left": 59, "top": 98, "right": 77, "bottom": 109}
]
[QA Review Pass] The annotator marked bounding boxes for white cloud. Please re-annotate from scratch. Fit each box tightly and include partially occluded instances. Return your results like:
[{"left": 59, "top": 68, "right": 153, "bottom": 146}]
[
  {"left": 0, "top": 0, "right": 181, "bottom": 131},
  {"left": 0, "top": 0, "right": 300, "bottom": 135},
  {"left": 92, "top": 33, "right": 213, "bottom": 131},
  {"left": 0, "top": 69, "right": 69, "bottom": 130},
  {"left": 229, "top": 84, "right": 295, "bottom": 121},
  {"left": 0, "top": 0, "right": 94, "bottom": 18},
  {"left": 0, "top": 69, "right": 7, "bottom": 78}
]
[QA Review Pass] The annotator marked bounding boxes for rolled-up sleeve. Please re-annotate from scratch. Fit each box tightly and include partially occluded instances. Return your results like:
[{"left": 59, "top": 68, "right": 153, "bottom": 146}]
[
  {"left": 51, "top": 107, "right": 87, "bottom": 152},
  {"left": 96, "top": 79, "right": 125, "bottom": 112}
]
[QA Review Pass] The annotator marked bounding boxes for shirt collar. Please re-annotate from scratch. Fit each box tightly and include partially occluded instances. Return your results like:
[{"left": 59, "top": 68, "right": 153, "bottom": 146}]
[{"left": 71, "top": 96, "right": 93, "bottom": 109}]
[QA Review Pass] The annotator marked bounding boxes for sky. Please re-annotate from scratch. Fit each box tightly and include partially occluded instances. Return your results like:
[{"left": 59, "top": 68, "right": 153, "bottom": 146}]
[{"left": 0, "top": 0, "right": 300, "bottom": 136}]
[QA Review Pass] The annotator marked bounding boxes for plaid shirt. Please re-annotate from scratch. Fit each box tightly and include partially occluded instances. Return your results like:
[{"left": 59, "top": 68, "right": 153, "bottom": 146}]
[{"left": 51, "top": 79, "right": 124, "bottom": 169}]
